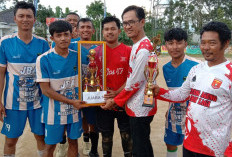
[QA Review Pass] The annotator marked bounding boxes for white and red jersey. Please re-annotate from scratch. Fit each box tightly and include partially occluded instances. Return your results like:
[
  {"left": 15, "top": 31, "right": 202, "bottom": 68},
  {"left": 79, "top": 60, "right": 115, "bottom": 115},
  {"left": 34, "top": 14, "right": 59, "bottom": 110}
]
[
  {"left": 157, "top": 61, "right": 232, "bottom": 156},
  {"left": 114, "top": 37, "right": 158, "bottom": 117},
  {"left": 95, "top": 43, "right": 131, "bottom": 91}
]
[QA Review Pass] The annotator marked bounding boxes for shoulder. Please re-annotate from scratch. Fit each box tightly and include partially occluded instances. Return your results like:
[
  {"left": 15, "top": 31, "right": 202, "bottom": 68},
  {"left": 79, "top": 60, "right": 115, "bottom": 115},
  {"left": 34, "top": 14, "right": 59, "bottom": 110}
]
[
  {"left": 185, "top": 55, "right": 201, "bottom": 64},
  {"left": 137, "top": 38, "right": 153, "bottom": 52},
  {"left": 0, "top": 33, "right": 17, "bottom": 46},
  {"left": 163, "top": 61, "right": 172, "bottom": 69},
  {"left": 37, "top": 49, "right": 53, "bottom": 62},
  {"left": 119, "top": 43, "right": 132, "bottom": 53},
  {"left": 33, "top": 34, "right": 47, "bottom": 42}
]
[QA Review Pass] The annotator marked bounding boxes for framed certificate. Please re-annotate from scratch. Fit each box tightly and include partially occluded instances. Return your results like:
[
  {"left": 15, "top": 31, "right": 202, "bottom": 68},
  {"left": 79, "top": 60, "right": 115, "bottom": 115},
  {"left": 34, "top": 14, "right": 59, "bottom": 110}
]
[{"left": 77, "top": 41, "right": 107, "bottom": 106}]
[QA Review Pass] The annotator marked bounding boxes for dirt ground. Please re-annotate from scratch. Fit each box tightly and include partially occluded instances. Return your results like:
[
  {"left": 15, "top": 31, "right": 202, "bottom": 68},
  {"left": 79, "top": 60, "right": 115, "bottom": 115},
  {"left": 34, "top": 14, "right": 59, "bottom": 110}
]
[{"left": 0, "top": 55, "right": 224, "bottom": 157}]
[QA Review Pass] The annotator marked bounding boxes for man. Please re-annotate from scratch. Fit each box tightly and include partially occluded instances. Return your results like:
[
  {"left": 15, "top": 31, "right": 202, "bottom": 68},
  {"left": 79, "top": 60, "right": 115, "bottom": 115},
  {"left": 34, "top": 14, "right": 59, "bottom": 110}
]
[
  {"left": 102, "top": 6, "right": 157, "bottom": 157},
  {"left": 66, "top": 12, "right": 80, "bottom": 40},
  {"left": 77, "top": 18, "right": 99, "bottom": 157},
  {"left": 95, "top": 16, "right": 132, "bottom": 157},
  {"left": 149, "top": 21, "right": 232, "bottom": 157},
  {"left": 54, "top": 13, "right": 81, "bottom": 157},
  {"left": 162, "top": 28, "right": 199, "bottom": 157},
  {"left": 0, "top": 1, "right": 50, "bottom": 157},
  {"left": 52, "top": 12, "right": 80, "bottom": 49},
  {"left": 36, "top": 20, "right": 85, "bottom": 157}
]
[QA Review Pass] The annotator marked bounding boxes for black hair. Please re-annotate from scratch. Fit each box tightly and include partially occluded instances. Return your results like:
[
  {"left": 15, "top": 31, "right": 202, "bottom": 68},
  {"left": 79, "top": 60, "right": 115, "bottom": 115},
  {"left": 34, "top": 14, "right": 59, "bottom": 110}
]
[
  {"left": 102, "top": 16, "right": 120, "bottom": 29},
  {"left": 200, "top": 21, "right": 231, "bottom": 47},
  {"left": 77, "top": 18, "right": 94, "bottom": 29},
  {"left": 121, "top": 5, "right": 145, "bottom": 21},
  {"left": 14, "top": 1, "right": 36, "bottom": 17},
  {"left": 49, "top": 20, "right": 72, "bottom": 36},
  {"left": 164, "top": 28, "right": 188, "bottom": 42},
  {"left": 66, "top": 12, "right": 80, "bottom": 19}
]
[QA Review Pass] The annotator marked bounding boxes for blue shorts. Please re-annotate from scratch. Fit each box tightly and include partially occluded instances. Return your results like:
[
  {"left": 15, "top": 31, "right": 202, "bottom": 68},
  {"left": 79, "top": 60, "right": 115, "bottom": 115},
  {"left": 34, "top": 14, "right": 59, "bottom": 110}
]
[
  {"left": 164, "top": 128, "right": 184, "bottom": 146},
  {"left": 82, "top": 107, "right": 96, "bottom": 125},
  {"left": 45, "top": 121, "right": 83, "bottom": 145},
  {"left": 1, "top": 108, "right": 45, "bottom": 138}
]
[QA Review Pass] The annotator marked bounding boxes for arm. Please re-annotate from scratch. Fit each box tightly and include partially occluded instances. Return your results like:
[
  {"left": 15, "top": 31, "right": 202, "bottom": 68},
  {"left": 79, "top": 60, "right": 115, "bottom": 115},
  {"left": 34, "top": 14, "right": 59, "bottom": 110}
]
[
  {"left": 0, "top": 67, "right": 6, "bottom": 122},
  {"left": 39, "top": 82, "right": 86, "bottom": 110},
  {"left": 147, "top": 68, "right": 193, "bottom": 103},
  {"left": 36, "top": 55, "right": 86, "bottom": 110},
  {"left": 104, "top": 83, "right": 126, "bottom": 99},
  {"left": 102, "top": 48, "right": 150, "bottom": 110},
  {"left": 0, "top": 40, "right": 7, "bottom": 121}
]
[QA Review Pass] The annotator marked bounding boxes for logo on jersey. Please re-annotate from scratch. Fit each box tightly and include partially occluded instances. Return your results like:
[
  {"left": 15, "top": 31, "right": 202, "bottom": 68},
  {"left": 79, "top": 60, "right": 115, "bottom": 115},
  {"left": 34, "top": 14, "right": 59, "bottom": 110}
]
[
  {"left": 183, "top": 76, "right": 187, "bottom": 81},
  {"left": 120, "top": 57, "right": 127, "bottom": 62},
  {"left": 211, "top": 78, "right": 222, "bottom": 89},
  {"left": 37, "top": 53, "right": 42, "bottom": 56},
  {"left": 192, "top": 75, "right": 196, "bottom": 82},
  {"left": 73, "top": 66, "right": 77, "bottom": 71}
]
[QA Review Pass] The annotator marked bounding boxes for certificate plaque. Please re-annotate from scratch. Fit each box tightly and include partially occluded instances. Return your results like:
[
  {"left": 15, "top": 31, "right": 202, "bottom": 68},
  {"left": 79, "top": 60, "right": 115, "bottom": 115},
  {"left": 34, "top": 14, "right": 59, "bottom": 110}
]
[{"left": 78, "top": 41, "right": 107, "bottom": 106}]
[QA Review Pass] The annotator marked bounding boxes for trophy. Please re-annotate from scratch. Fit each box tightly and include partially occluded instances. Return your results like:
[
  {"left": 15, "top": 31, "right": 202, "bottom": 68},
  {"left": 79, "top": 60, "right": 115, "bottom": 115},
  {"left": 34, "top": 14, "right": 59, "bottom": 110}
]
[
  {"left": 78, "top": 41, "right": 107, "bottom": 106},
  {"left": 87, "top": 49, "right": 99, "bottom": 88},
  {"left": 143, "top": 35, "right": 160, "bottom": 107}
]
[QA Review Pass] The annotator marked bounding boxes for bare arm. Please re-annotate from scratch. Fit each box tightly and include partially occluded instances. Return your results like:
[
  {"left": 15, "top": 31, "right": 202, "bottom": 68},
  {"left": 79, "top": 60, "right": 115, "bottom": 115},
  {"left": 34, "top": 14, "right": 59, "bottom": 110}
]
[
  {"left": 39, "top": 82, "right": 86, "bottom": 110},
  {"left": 0, "top": 66, "right": 6, "bottom": 121},
  {"left": 104, "top": 83, "right": 126, "bottom": 99}
]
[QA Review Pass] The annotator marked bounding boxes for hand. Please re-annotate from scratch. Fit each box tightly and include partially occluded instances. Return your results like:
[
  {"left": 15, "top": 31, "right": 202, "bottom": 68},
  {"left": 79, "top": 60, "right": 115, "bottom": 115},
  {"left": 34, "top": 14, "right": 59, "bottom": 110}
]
[
  {"left": 104, "top": 90, "right": 118, "bottom": 100},
  {"left": 101, "top": 98, "right": 117, "bottom": 110},
  {"left": 0, "top": 102, "right": 6, "bottom": 122},
  {"left": 70, "top": 100, "right": 87, "bottom": 110},
  {"left": 144, "top": 84, "right": 160, "bottom": 96}
]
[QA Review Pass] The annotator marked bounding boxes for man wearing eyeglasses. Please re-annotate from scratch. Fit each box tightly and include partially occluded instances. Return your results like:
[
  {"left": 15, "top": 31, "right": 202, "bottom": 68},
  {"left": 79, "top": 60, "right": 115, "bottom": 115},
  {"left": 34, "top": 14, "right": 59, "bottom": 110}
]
[{"left": 102, "top": 5, "right": 157, "bottom": 157}]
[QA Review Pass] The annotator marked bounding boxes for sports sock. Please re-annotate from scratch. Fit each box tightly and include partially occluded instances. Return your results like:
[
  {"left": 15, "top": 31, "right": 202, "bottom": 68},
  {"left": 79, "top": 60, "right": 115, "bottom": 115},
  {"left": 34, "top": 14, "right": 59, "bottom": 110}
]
[
  {"left": 83, "top": 132, "right": 90, "bottom": 142},
  {"left": 90, "top": 131, "right": 99, "bottom": 154},
  {"left": 167, "top": 148, "right": 178, "bottom": 157}
]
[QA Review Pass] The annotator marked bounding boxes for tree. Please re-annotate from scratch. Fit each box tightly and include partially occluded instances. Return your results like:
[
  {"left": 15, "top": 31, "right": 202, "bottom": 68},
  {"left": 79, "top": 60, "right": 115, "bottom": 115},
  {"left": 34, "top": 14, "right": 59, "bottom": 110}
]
[
  {"left": 55, "top": 6, "right": 63, "bottom": 18},
  {"left": 35, "top": 4, "right": 54, "bottom": 38},
  {"left": 86, "top": 0, "right": 111, "bottom": 41},
  {"left": 0, "top": 0, "right": 7, "bottom": 11}
]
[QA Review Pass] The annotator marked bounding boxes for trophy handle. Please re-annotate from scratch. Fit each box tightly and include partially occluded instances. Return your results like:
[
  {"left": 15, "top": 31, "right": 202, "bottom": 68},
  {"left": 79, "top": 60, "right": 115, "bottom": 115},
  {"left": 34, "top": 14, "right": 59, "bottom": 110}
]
[{"left": 144, "top": 65, "right": 148, "bottom": 80}]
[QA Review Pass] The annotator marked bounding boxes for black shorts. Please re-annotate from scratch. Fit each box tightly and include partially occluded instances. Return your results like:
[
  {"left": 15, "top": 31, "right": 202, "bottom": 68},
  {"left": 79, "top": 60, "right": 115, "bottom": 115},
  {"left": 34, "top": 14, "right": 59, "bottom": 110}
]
[
  {"left": 183, "top": 146, "right": 215, "bottom": 157},
  {"left": 96, "top": 107, "right": 130, "bottom": 133}
]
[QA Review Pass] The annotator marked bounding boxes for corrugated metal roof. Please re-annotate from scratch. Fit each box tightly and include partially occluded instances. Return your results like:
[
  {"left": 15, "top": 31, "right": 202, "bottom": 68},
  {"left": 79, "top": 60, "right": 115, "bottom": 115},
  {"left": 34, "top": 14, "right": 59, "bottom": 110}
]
[{"left": 0, "top": 8, "right": 14, "bottom": 24}]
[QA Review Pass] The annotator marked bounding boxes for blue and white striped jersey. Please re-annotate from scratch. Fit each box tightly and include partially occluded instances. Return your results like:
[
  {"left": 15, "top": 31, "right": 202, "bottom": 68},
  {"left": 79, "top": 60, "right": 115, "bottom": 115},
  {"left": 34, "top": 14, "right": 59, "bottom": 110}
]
[
  {"left": 163, "top": 55, "right": 199, "bottom": 134},
  {"left": 36, "top": 48, "right": 81, "bottom": 125},
  {"left": 0, "top": 33, "right": 50, "bottom": 110}
]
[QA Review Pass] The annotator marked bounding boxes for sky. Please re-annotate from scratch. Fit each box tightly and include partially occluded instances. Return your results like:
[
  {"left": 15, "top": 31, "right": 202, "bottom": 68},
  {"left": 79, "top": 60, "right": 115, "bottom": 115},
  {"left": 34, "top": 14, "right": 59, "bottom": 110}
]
[
  {"left": 4, "top": 0, "right": 168, "bottom": 19},
  {"left": 38, "top": 0, "right": 154, "bottom": 19}
]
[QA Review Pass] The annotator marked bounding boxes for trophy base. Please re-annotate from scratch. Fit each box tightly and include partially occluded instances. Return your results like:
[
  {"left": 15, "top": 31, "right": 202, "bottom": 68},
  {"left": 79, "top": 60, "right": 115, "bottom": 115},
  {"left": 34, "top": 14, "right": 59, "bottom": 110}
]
[{"left": 143, "top": 95, "right": 154, "bottom": 108}]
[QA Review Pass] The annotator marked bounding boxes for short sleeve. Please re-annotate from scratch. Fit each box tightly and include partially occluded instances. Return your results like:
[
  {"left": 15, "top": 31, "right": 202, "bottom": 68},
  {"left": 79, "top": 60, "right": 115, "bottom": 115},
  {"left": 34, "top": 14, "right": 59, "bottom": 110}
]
[
  {"left": 0, "top": 40, "right": 7, "bottom": 67},
  {"left": 36, "top": 55, "right": 50, "bottom": 82}
]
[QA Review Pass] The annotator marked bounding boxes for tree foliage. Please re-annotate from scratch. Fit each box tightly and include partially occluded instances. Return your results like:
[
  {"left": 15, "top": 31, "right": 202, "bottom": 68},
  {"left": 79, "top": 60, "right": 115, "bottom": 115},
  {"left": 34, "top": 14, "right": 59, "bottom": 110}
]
[
  {"left": 163, "top": 0, "right": 232, "bottom": 32},
  {"left": 86, "top": 0, "right": 111, "bottom": 41}
]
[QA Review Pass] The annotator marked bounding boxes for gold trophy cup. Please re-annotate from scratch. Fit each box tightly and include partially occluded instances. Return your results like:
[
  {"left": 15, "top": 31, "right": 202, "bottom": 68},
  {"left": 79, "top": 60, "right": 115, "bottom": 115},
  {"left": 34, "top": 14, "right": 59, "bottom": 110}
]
[
  {"left": 85, "top": 49, "right": 102, "bottom": 92},
  {"left": 143, "top": 35, "right": 160, "bottom": 107}
]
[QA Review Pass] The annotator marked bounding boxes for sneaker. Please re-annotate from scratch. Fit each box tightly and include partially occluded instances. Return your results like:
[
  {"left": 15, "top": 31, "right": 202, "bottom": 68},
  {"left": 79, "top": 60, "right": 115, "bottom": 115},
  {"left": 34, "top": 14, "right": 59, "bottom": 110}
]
[
  {"left": 56, "top": 142, "right": 68, "bottom": 157},
  {"left": 82, "top": 141, "right": 91, "bottom": 155},
  {"left": 88, "top": 152, "right": 99, "bottom": 157}
]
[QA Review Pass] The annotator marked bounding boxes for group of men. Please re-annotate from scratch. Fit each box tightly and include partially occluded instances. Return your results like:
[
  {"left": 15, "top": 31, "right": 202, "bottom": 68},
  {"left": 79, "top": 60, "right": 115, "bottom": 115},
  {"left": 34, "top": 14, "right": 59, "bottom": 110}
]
[{"left": 0, "top": 1, "right": 232, "bottom": 157}]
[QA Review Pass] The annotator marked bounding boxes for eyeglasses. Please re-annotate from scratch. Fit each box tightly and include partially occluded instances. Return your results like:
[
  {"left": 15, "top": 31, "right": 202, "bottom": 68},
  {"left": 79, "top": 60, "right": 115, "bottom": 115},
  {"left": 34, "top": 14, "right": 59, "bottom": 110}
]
[{"left": 122, "top": 20, "right": 140, "bottom": 27}]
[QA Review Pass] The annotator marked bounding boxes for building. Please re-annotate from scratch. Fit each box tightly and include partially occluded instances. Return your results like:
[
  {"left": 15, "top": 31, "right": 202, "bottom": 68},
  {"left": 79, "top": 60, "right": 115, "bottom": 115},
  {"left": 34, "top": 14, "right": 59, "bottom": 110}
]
[{"left": 0, "top": 8, "right": 18, "bottom": 38}]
